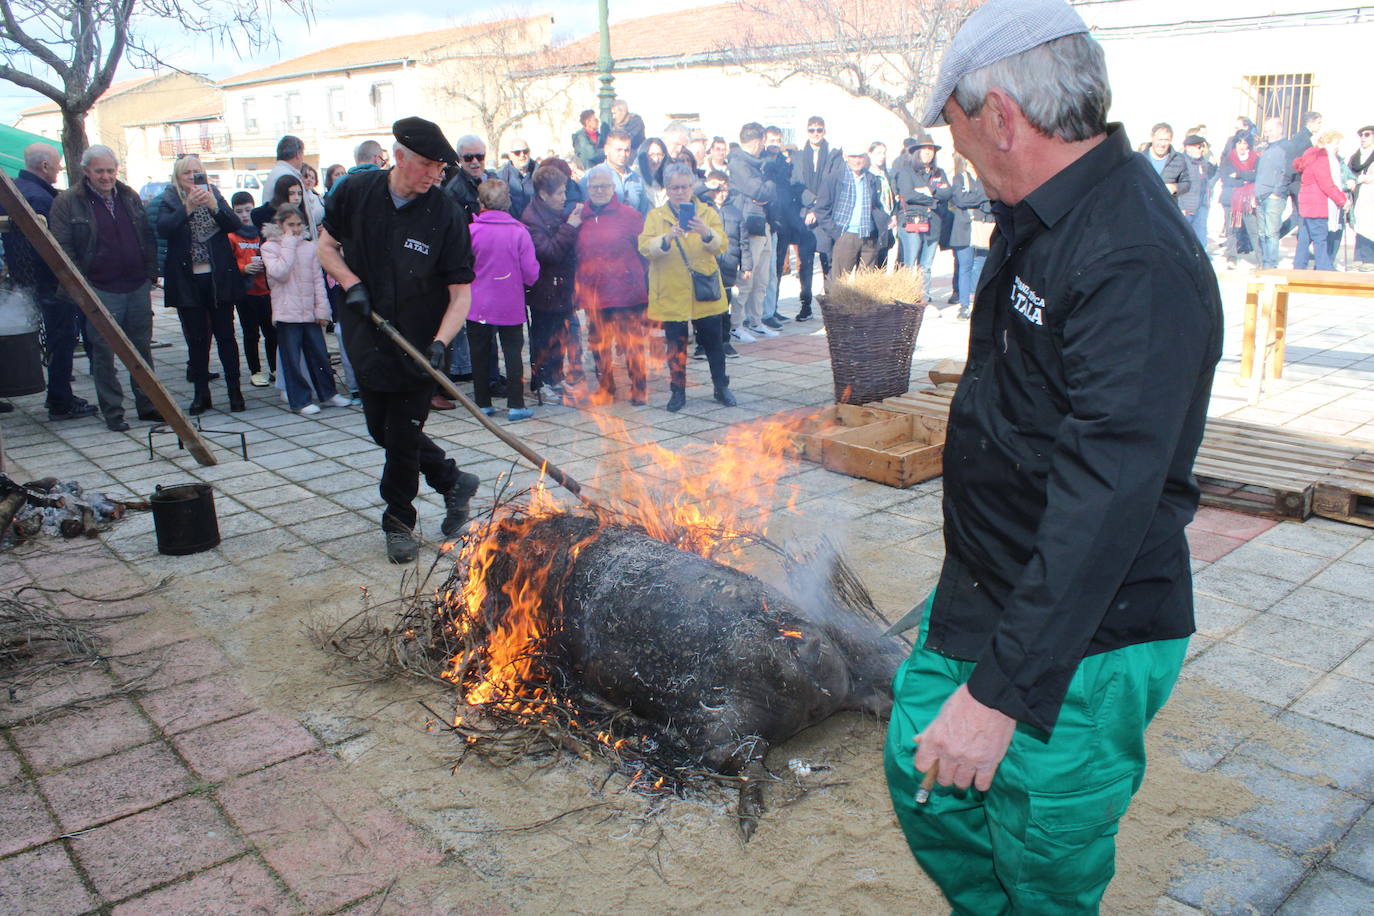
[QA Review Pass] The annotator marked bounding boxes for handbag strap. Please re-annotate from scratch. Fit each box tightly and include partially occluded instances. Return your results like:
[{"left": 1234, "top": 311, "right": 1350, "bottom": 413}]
[{"left": 672, "top": 236, "right": 695, "bottom": 271}]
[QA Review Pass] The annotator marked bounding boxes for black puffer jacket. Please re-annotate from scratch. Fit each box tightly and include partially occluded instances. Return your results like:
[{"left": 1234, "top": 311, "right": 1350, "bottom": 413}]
[{"left": 155, "top": 185, "right": 245, "bottom": 308}]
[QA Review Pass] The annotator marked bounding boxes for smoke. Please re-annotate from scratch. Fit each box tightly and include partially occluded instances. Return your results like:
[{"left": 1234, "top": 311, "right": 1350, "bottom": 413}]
[{"left": 0, "top": 285, "right": 39, "bottom": 336}]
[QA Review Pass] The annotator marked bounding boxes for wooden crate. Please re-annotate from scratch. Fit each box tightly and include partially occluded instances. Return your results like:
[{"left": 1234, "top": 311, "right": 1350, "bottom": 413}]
[
  {"left": 788, "top": 404, "right": 900, "bottom": 462},
  {"left": 822, "top": 413, "right": 947, "bottom": 488}
]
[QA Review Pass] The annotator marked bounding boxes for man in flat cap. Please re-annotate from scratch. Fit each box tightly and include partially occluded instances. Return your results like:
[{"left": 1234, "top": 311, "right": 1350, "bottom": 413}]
[
  {"left": 882, "top": 0, "right": 1222, "bottom": 911},
  {"left": 317, "top": 116, "right": 480, "bottom": 563}
]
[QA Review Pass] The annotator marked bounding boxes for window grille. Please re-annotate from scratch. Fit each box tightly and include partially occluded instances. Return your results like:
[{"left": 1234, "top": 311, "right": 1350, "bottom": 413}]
[{"left": 1240, "top": 74, "right": 1315, "bottom": 136}]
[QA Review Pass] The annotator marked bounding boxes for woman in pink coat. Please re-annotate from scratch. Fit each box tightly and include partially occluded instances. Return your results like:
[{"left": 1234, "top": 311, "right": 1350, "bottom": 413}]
[
  {"left": 468, "top": 179, "right": 540, "bottom": 419},
  {"left": 1293, "top": 130, "right": 1349, "bottom": 271},
  {"left": 261, "top": 204, "right": 349, "bottom": 416}
]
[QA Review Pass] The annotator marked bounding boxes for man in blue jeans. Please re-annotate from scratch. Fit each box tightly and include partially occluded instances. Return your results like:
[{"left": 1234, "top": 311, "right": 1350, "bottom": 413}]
[{"left": 1254, "top": 117, "right": 1290, "bottom": 268}]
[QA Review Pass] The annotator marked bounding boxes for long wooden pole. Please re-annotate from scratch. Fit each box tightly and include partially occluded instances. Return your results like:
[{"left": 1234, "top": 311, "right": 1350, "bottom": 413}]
[
  {"left": 0, "top": 172, "right": 216, "bottom": 466},
  {"left": 367, "top": 312, "right": 588, "bottom": 503}
]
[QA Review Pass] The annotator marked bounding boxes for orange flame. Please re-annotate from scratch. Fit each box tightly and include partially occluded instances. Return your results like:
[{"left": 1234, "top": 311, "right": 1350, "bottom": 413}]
[{"left": 438, "top": 392, "right": 817, "bottom": 726}]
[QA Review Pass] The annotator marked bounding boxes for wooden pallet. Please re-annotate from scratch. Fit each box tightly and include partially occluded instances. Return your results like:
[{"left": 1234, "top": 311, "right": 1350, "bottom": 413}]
[{"left": 1314, "top": 452, "right": 1374, "bottom": 528}]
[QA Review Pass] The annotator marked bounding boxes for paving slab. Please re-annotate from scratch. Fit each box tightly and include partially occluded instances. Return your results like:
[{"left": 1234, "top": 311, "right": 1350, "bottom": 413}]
[
  {"left": 1169, "top": 820, "right": 1308, "bottom": 915},
  {"left": 9, "top": 697, "right": 155, "bottom": 774},
  {"left": 1214, "top": 756, "right": 1366, "bottom": 854},
  {"left": 1330, "top": 806, "right": 1374, "bottom": 883},
  {"left": 1293, "top": 674, "right": 1374, "bottom": 738},
  {"left": 72, "top": 796, "right": 245, "bottom": 902},
  {"left": 0, "top": 843, "right": 99, "bottom": 916},
  {"left": 171, "top": 710, "right": 319, "bottom": 781},
  {"left": 0, "top": 780, "right": 59, "bottom": 858},
  {"left": 1274, "top": 865, "right": 1374, "bottom": 916},
  {"left": 136, "top": 672, "right": 258, "bottom": 736},
  {"left": 37, "top": 741, "right": 194, "bottom": 833},
  {"left": 109, "top": 854, "right": 302, "bottom": 916}
]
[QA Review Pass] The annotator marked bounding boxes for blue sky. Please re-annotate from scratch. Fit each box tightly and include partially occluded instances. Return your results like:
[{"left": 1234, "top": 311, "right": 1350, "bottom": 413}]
[{"left": 1, "top": 0, "right": 702, "bottom": 124}]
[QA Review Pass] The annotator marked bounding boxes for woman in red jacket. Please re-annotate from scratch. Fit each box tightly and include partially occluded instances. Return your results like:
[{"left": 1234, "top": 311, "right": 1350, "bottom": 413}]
[
  {"left": 575, "top": 164, "right": 649, "bottom": 405},
  {"left": 1293, "top": 130, "right": 1348, "bottom": 271}
]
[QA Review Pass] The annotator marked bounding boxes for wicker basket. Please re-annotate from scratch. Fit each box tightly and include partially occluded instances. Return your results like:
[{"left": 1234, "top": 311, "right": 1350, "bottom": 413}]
[{"left": 819, "top": 296, "right": 925, "bottom": 404}]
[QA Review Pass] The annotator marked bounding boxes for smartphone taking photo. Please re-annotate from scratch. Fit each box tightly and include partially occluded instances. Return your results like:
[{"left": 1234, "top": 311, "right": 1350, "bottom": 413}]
[
  {"left": 192, "top": 173, "right": 208, "bottom": 186},
  {"left": 677, "top": 200, "right": 695, "bottom": 230}
]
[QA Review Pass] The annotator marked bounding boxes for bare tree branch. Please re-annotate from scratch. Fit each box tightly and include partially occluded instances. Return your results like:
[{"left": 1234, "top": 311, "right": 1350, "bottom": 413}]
[
  {"left": 0, "top": 0, "right": 312, "bottom": 176},
  {"left": 715, "top": 0, "right": 976, "bottom": 135}
]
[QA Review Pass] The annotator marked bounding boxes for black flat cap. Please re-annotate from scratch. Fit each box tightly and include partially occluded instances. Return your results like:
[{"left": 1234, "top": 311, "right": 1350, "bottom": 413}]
[
  {"left": 1183, "top": 134, "right": 1207, "bottom": 147},
  {"left": 393, "top": 116, "right": 458, "bottom": 164}
]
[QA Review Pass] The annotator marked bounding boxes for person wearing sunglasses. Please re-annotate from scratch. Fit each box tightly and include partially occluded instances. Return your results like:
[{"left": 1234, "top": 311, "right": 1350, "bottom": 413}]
[
  {"left": 1348, "top": 125, "right": 1374, "bottom": 269},
  {"left": 443, "top": 134, "right": 496, "bottom": 226},
  {"left": 793, "top": 115, "right": 842, "bottom": 321},
  {"left": 496, "top": 138, "right": 537, "bottom": 217}
]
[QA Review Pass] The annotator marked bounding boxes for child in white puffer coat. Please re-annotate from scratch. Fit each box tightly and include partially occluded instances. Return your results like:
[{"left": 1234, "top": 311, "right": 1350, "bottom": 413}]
[{"left": 260, "top": 204, "right": 349, "bottom": 416}]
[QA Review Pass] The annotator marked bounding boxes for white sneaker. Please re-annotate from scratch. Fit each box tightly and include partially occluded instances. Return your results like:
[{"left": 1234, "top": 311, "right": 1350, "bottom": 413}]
[
  {"left": 747, "top": 323, "right": 778, "bottom": 338},
  {"left": 249, "top": 372, "right": 270, "bottom": 388},
  {"left": 732, "top": 327, "right": 756, "bottom": 343},
  {"left": 326, "top": 393, "right": 351, "bottom": 408},
  {"left": 299, "top": 403, "right": 321, "bottom": 416}
]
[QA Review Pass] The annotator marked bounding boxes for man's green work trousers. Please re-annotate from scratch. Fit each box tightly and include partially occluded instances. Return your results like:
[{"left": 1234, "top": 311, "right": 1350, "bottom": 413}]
[{"left": 884, "top": 593, "right": 1188, "bottom": 915}]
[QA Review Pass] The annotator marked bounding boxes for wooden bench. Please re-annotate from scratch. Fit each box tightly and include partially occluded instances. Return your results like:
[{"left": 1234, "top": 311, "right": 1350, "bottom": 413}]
[{"left": 1240, "top": 268, "right": 1374, "bottom": 382}]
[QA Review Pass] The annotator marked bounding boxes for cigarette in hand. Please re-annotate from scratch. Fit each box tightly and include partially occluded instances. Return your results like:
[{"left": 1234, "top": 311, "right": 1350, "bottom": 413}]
[{"left": 916, "top": 760, "right": 939, "bottom": 805}]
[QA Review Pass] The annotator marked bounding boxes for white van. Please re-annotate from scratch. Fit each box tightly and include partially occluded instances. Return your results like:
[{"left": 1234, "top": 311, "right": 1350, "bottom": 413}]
[{"left": 207, "top": 170, "right": 268, "bottom": 200}]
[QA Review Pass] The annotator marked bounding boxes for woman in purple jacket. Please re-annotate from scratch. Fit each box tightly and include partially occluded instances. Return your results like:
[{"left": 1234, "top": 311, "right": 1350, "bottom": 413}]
[{"left": 468, "top": 179, "right": 540, "bottom": 420}]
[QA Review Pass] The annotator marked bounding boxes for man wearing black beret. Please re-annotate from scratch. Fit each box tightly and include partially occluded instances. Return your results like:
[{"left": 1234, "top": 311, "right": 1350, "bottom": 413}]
[{"left": 317, "top": 116, "right": 480, "bottom": 563}]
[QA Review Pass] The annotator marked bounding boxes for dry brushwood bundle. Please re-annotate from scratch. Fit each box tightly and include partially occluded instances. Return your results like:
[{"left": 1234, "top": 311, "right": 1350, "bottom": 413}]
[
  {"left": 323, "top": 503, "right": 905, "bottom": 839},
  {"left": 822, "top": 264, "right": 925, "bottom": 315}
]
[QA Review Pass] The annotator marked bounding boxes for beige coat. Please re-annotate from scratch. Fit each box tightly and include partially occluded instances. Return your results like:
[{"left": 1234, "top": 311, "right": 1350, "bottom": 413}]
[{"left": 637, "top": 203, "right": 727, "bottom": 321}]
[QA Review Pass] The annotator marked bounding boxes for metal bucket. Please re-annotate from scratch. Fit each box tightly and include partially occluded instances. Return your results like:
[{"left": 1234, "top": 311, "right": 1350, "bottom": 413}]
[
  {"left": 0, "top": 329, "right": 44, "bottom": 397},
  {"left": 150, "top": 483, "right": 220, "bottom": 556}
]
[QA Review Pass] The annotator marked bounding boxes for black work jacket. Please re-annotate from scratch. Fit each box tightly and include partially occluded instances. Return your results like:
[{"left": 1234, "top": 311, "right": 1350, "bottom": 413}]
[
  {"left": 929, "top": 125, "right": 1223, "bottom": 734},
  {"left": 323, "top": 168, "right": 474, "bottom": 391}
]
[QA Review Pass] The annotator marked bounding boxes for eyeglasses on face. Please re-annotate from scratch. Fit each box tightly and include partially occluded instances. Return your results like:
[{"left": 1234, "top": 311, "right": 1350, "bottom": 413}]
[
  {"left": 587, "top": 183, "right": 615, "bottom": 191},
  {"left": 510, "top": 149, "right": 530, "bottom": 156},
  {"left": 1362, "top": 132, "right": 1374, "bottom": 138},
  {"left": 808, "top": 127, "right": 825, "bottom": 134},
  {"left": 461, "top": 153, "right": 486, "bottom": 163}
]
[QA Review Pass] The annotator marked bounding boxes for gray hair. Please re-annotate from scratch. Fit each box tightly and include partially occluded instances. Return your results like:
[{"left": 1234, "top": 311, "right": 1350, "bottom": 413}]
[
  {"left": 23, "top": 142, "right": 58, "bottom": 171},
  {"left": 456, "top": 134, "right": 485, "bottom": 153},
  {"left": 951, "top": 33, "right": 1110, "bottom": 143},
  {"left": 81, "top": 145, "right": 118, "bottom": 169},
  {"left": 662, "top": 163, "right": 695, "bottom": 186},
  {"left": 585, "top": 164, "right": 617, "bottom": 187},
  {"left": 354, "top": 139, "right": 383, "bottom": 164}
]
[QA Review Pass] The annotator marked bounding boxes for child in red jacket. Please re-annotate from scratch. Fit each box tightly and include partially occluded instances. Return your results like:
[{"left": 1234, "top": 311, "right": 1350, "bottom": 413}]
[{"left": 230, "top": 192, "right": 276, "bottom": 387}]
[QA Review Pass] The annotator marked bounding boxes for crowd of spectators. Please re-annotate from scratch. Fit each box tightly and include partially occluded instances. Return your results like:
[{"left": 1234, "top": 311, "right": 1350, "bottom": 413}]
[
  {"left": 1138, "top": 112, "right": 1374, "bottom": 272},
  {"left": 4, "top": 99, "right": 1367, "bottom": 424}
]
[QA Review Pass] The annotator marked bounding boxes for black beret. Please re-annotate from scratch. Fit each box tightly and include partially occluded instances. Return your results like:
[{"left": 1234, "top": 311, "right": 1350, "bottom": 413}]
[{"left": 392, "top": 116, "right": 458, "bottom": 165}]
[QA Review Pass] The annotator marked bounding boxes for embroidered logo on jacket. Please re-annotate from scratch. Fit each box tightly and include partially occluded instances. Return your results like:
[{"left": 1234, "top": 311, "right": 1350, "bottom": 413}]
[
  {"left": 403, "top": 238, "right": 431, "bottom": 255},
  {"left": 1010, "top": 275, "right": 1044, "bottom": 326}
]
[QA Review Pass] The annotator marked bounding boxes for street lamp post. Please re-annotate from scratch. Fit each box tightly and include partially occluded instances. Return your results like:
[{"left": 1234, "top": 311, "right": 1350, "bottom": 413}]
[{"left": 596, "top": 0, "right": 615, "bottom": 133}]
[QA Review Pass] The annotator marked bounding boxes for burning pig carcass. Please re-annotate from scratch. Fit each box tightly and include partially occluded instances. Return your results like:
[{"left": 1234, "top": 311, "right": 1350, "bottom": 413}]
[{"left": 429, "top": 505, "right": 907, "bottom": 838}]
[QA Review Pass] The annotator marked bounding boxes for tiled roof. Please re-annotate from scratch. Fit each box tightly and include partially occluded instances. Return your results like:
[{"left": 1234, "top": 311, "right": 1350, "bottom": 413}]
[
  {"left": 220, "top": 16, "right": 549, "bottom": 87},
  {"left": 546, "top": 1, "right": 761, "bottom": 69},
  {"left": 17, "top": 73, "right": 165, "bottom": 116}
]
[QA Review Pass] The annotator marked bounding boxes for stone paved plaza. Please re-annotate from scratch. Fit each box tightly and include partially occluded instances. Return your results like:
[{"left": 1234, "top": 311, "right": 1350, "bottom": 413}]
[{"left": 0, "top": 268, "right": 1371, "bottom": 914}]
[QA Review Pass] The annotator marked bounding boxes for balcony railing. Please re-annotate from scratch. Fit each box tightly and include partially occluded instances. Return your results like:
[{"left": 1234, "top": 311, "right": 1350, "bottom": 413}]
[{"left": 157, "top": 133, "right": 232, "bottom": 157}]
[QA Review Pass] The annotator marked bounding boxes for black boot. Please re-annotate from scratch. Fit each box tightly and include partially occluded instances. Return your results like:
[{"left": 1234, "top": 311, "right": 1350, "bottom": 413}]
[
  {"left": 713, "top": 376, "right": 738, "bottom": 407},
  {"left": 795, "top": 303, "right": 814, "bottom": 322},
  {"left": 228, "top": 385, "right": 246, "bottom": 412},
  {"left": 188, "top": 385, "right": 211, "bottom": 416},
  {"left": 666, "top": 385, "right": 686, "bottom": 413}
]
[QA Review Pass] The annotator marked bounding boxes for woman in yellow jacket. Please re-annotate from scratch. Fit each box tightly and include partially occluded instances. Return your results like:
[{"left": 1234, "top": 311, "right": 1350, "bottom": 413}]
[{"left": 637, "top": 163, "right": 737, "bottom": 412}]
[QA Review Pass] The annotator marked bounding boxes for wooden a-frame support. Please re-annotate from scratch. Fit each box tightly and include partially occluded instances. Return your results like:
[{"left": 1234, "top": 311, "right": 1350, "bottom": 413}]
[{"left": 0, "top": 171, "right": 216, "bottom": 466}]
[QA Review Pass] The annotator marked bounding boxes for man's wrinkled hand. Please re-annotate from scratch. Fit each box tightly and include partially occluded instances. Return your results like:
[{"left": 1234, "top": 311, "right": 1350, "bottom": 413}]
[
  {"left": 344, "top": 283, "right": 372, "bottom": 321},
  {"left": 913, "top": 684, "right": 1017, "bottom": 794},
  {"left": 427, "top": 340, "right": 448, "bottom": 373}
]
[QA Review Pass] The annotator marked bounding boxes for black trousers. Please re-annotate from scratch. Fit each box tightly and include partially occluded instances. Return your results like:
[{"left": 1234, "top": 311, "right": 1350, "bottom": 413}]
[
  {"left": 181, "top": 274, "right": 241, "bottom": 386},
  {"left": 528, "top": 310, "right": 571, "bottom": 390},
  {"left": 663, "top": 315, "right": 726, "bottom": 390},
  {"left": 36, "top": 292, "right": 79, "bottom": 411},
  {"left": 236, "top": 293, "right": 276, "bottom": 375},
  {"left": 359, "top": 386, "right": 461, "bottom": 532},
  {"left": 467, "top": 321, "right": 525, "bottom": 409},
  {"left": 587, "top": 305, "right": 648, "bottom": 399},
  {"left": 794, "top": 227, "right": 829, "bottom": 306}
]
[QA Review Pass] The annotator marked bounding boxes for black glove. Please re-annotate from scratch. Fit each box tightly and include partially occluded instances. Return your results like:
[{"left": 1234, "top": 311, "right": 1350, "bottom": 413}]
[
  {"left": 427, "top": 340, "right": 449, "bottom": 373},
  {"left": 343, "top": 283, "right": 372, "bottom": 321}
]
